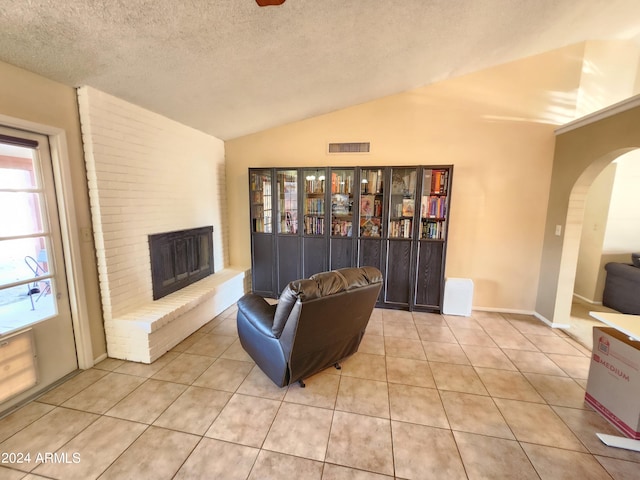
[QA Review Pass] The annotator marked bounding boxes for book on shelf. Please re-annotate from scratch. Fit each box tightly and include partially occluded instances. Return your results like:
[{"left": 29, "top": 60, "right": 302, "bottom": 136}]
[
  {"left": 421, "top": 195, "right": 446, "bottom": 218},
  {"left": 362, "top": 170, "right": 383, "bottom": 194},
  {"left": 430, "top": 169, "right": 448, "bottom": 194},
  {"left": 304, "top": 215, "right": 325, "bottom": 235},
  {"left": 421, "top": 196, "right": 429, "bottom": 218},
  {"left": 390, "top": 218, "right": 412, "bottom": 238},
  {"left": 421, "top": 219, "right": 446, "bottom": 239},
  {"left": 331, "top": 173, "right": 352, "bottom": 194},
  {"left": 374, "top": 198, "right": 382, "bottom": 217},
  {"left": 344, "top": 175, "right": 352, "bottom": 194},
  {"left": 305, "top": 176, "right": 324, "bottom": 194},
  {"left": 305, "top": 197, "right": 324, "bottom": 215},
  {"left": 402, "top": 198, "right": 415, "bottom": 217},
  {"left": 331, "top": 218, "right": 353, "bottom": 237},
  {"left": 360, "top": 195, "right": 375, "bottom": 216},
  {"left": 332, "top": 193, "right": 350, "bottom": 215},
  {"left": 360, "top": 217, "right": 381, "bottom": 237},
  {"left": 367, "top": 171, "right": 377, "bottom": 194}
]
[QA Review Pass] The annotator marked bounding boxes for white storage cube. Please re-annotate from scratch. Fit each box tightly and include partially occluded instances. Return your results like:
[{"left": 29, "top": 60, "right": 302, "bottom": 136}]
[{"left": 442, "top": 278, "right": 474, "bottom": 316}]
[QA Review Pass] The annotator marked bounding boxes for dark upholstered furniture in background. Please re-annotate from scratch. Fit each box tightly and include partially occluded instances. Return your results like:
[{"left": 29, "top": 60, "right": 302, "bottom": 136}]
[
  {"left": 603, "top": 254, "right": 640, "bottom": 315},
  {"left": 236, "top": 266, "right": 382, "bottom": 387}
]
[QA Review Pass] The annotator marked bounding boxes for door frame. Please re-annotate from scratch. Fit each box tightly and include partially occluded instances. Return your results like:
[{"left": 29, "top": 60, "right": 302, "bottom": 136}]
[{"left": 0, "top": 113, "right": 94, "bottom": 369}]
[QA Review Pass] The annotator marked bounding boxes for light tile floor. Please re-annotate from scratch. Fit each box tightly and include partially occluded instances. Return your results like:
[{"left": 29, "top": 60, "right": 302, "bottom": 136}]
[
  {"left": 566, "top": 298, "right": 618, "bottom": 350},
  {"left": 1, "top": 306, "right": 640, "bottom": 479}
]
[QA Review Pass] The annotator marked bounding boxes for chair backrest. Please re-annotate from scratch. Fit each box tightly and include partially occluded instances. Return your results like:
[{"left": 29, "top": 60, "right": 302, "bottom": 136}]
[{"left": 276, "top": 267, "right": 382, "bottom": 383}]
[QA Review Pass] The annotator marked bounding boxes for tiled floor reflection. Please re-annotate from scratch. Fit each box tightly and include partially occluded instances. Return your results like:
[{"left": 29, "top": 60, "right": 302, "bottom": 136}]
[{"left": 1, "top": 304, "right": 639, "bottom": 479}]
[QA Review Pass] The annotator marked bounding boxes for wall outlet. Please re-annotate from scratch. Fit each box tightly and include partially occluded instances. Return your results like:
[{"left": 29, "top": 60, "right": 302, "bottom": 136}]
[{"left": 555, "top": 225, "right": 562, "bottom": 236}]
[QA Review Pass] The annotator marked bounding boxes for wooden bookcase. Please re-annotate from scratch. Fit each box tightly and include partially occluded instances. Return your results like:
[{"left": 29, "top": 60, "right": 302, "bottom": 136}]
[{"left": 248, "top": 165, "right": 452, "bottom": 312}]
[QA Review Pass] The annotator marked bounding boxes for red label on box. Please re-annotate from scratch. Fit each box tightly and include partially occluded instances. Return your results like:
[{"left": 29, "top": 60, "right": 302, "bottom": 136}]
[{"left": 598, "top": 336, "right": 610, "bottom": 355}]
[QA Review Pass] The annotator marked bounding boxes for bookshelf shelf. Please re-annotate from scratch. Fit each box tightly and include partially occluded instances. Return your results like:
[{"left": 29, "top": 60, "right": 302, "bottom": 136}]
[{"left": 248, "top": 165, "right": 452, "bottom": 312}]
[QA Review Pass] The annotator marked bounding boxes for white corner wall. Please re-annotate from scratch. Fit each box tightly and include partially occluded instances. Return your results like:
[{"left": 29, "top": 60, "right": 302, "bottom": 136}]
[
  {"left": 574, "top": 163, "right": 616, "bottom": 302},
  {"left": 603, "top": 150, "right": 640, "bottom": 254},
  {"left": 77, "top": 86, "right": 229, "bottom": 322}
]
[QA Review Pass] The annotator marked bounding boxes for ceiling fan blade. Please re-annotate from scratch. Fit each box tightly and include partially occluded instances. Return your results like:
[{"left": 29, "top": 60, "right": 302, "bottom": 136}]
[{"left": 256, "top": 0, "right": 286, "bottom": 6}]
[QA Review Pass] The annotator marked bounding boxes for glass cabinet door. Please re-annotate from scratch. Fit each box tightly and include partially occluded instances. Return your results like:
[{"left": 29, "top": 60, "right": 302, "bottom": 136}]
[
  {"left": 419, "top": 168, "right": 449, "bottom": 239},
  {"left": 303, "top": 168, "right": 326, "bottom": 235},
  {"left": 277, "top": 169, "right": 298, "bottom": 234},
  {"left": 388, "top": 167, "right": 418, "bottom": 239},
  {"left": 330, "top": 169, "right": 354, "bottom": 237},
  {"left": 250, "top": 170, "right": 272, "bottom": 233},
  {"left": 359, "top": 168, "right": 384, "bottom": 237}
]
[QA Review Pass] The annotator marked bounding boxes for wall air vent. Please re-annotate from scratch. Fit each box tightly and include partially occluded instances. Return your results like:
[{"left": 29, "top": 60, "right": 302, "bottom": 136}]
[{"left": 327, "top": 142, "right": 370, "bottom": 154}]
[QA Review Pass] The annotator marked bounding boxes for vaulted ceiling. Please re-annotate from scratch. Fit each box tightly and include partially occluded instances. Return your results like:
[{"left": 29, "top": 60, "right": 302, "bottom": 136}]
[{"left": 1, "top": 1, "right": 640, "bottom": 140}]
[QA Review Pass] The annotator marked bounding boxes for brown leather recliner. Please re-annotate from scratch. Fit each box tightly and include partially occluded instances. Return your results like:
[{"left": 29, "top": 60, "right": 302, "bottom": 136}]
[{"left": 236, "top": 266, "right": 383, "bottom": 387}]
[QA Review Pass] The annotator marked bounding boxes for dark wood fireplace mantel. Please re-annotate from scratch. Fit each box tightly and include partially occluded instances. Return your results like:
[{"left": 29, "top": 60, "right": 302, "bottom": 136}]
[{"left": 149, "top": 226, "right": 214, "bottom": 300}]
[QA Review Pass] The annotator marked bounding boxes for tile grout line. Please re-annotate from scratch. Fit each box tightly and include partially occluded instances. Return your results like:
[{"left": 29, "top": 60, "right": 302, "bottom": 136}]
[{"left": 3, "top": 307, "right": 639, "bottom": 478}]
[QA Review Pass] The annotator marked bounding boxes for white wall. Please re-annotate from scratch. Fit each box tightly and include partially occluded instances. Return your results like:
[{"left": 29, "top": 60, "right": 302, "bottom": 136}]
[
  {"left": 78, "top": 87, "right": 229, "bottom": 321},
  {"left": 603, "top": 150, "right": 640, "bottom": 254},
  {"left": 574, "top": 163, "right": 616, "bottom": 302},
  {"left": 227, "top": 45, "right": 587, "bottom": 313},
  {"left": 573, "top": 150, "right": 640, "bottom": 304}
]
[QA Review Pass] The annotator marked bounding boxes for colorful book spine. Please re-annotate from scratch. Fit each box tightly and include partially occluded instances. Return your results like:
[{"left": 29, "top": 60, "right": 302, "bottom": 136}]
[{"left": 430, "top": 169, "right": 448, "bottom": 194}]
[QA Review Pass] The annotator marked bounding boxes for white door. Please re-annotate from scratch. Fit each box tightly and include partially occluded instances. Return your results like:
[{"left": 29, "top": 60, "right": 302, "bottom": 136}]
[{"left": 0, "top": 126, "right": 78, "bottom": 412}]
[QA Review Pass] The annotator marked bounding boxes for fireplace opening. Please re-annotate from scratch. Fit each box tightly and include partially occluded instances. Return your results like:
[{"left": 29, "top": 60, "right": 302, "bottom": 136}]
[{"left": 149, "top": 226, "right": 214, "bottom": 300}]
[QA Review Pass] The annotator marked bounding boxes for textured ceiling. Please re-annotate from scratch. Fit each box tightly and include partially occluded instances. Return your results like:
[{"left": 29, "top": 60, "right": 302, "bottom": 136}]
[{"left": 1, "top": 1, "right": 640, "bottom": 140}]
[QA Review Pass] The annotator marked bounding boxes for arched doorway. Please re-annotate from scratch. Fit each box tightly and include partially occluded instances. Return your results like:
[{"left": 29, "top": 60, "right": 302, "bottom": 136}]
[
  {"left": 566, "top": 149, "right": 640, "bottom": 345},
  {"left": 535, "top": 96, "right": 640, "bottom": 330}
]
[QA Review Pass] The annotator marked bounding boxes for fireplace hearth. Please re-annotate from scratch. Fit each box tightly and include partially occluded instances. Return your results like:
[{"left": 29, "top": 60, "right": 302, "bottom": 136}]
[{"left": 148, "top": 226, "right": 214, "bottom": 300}]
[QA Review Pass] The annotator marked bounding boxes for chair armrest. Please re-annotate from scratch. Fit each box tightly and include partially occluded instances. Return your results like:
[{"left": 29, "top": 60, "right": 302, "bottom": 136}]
[{"left": 237, "top": 294, "right": 277, "bottom": 338}]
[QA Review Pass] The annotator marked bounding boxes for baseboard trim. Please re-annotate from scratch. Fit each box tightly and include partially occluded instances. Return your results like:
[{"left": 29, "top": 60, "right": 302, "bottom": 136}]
[
  {"left": 472, "top": 306, "right": 535, "bottom": 315},
  {"left": 572, "top": 293, "right": 603, "bottom": 305},
  {"left": 534, "top": 311, "right": 570, "bottom": 329},
  {"left": 464, "top": 305, "right": 572, "bottom": 329},
  {"left": 93, "top": 352, "right": 108, "bottom": 365}
]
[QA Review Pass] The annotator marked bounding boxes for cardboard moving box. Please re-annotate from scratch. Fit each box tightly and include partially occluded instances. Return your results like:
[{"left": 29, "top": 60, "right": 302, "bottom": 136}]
[{"left": 585, "top": 326, "right": 640, "bottom": 439}]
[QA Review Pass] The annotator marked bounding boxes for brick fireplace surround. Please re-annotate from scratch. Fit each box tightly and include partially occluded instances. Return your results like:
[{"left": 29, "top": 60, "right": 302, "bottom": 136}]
[{"left": 78, "top": 86, "right": 248, "bottom": 363}]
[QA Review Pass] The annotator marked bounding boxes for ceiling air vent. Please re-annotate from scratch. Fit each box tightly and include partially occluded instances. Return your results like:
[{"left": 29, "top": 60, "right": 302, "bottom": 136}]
[{"left": 328, "top": 142, "right": 370, "bottom": 154}]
